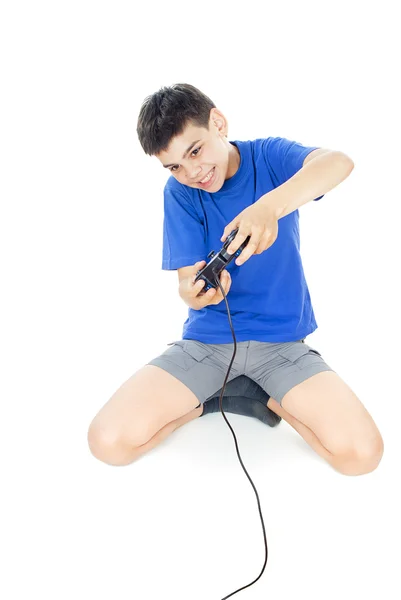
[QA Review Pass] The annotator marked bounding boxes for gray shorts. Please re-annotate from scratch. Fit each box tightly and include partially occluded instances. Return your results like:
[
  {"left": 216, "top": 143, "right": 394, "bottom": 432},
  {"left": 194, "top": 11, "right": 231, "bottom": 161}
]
[{"left": 147, "top": 338, "right": 334, "bottom": 408}]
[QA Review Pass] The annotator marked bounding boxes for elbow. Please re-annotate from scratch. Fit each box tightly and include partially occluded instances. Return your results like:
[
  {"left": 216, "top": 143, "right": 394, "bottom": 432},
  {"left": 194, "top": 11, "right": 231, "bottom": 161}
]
[
  {"left": 345, "top": 156, "right": 355, "bottom": 173},
  {"left": 339, "top": 151, "right": 355, "bottom": 174}
]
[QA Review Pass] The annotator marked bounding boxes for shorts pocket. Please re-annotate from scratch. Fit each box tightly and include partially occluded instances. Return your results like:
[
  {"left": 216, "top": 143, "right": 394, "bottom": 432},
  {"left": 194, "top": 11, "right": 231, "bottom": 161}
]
[
  {"left": 165, "top": 340, "right": 214, "bottom": 371},
  {"left": 276, "top": 342, "right": 322, "bottom": 368}
]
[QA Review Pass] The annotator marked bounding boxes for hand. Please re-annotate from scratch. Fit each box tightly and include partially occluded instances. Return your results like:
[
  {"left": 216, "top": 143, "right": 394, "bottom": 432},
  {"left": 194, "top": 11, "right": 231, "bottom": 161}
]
[
  {"left": 179, "top": 260, "right": 232, "bottom": 310},
  {"left": 220, "top": 200, "right": 279, "bottom": 266}
]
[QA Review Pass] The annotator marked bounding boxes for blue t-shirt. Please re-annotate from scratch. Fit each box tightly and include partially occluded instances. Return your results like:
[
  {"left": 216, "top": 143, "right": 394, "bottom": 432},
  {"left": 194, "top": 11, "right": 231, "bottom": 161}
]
[{"left": 161, "top": 137, "right": 324, "bottom": 343}]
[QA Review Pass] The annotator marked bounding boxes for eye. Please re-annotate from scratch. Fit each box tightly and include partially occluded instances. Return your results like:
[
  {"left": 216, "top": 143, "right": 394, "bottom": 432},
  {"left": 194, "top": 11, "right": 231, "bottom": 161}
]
[{"left": 169, "top": 146, "right": 202, "bottom": 172}]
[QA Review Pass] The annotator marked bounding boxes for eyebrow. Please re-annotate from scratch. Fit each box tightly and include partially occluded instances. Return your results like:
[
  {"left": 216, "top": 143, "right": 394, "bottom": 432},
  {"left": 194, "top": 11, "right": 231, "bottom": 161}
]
[{"left": 162, "top": 139, "right": 202, "bottom": 168}]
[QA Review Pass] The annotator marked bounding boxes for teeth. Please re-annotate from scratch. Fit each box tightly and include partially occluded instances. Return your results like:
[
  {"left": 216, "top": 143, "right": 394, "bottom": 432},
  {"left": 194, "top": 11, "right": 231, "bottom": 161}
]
[{"left": 200, "top": 168, "right": 214, "bottom": 183}]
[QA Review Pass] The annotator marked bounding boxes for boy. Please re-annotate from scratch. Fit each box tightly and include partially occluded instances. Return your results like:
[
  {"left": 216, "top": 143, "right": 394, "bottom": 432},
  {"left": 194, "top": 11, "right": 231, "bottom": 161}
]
[{"left": 87, "top": 84, "right": 383, "bottom": 476}]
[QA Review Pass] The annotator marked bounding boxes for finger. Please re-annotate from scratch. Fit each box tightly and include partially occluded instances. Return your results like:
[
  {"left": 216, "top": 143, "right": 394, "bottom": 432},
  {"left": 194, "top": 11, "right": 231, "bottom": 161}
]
[
  {"left": 223, "top": 272, "right": 231, "bottom": 291},
  {"left": 235, "top": 240, "right": 259, "bottom": 265},
  {"left": 212, "top": 285, "right": 228, "bottom": 304},
  {"left": 214, "top": 273, "right": 226, "bottom": 292},
  {"left": 191, "top": 279, "right": 205, "bottom": 296},
  {"left": 192, "top": 261, "right": 206, "bottom": 280},
  {"left": 215, "top": 275, "right": 230, "bottom": 297},
  {"left": 234, "top": 229, "right": 262, "bottom": 264},
  {"left": 198, "top": 287, "right": 216, "bottom": 306},
  {"left": 255, "top": 239, "right": 270, "bottom": 254},
  {"left": 226, "top": 229, "right": 250, "bottom": 255},
  {"left": 217, "top": 283, "right": 230, "bottom": 300},
  {"left": 220, "top": 223, "right": 234, "bottom": 242}
]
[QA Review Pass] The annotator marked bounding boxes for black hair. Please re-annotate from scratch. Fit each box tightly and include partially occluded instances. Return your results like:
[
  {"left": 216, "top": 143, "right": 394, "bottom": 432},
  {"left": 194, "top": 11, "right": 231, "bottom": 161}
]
[{"left": 136, "top": 83, "right": 216, "bottom": 156}]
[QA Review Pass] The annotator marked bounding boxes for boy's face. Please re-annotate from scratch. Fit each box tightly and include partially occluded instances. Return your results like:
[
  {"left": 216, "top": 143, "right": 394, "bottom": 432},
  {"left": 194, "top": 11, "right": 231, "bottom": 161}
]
[{"left": 155, "top": 108, "right": 239, "bottom": 193}]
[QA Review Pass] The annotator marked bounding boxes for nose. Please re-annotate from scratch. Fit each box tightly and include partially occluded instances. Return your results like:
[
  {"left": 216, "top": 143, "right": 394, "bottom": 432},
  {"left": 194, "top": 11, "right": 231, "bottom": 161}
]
[{"left": 188, "top": 164, "right": 202, "bottom": 182}]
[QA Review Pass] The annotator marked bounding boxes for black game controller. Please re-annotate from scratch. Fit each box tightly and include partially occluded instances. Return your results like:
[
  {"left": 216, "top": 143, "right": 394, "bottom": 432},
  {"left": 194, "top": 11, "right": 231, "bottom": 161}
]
[{"left": 194, "top": 228, "right": 251, "bottom": 292}]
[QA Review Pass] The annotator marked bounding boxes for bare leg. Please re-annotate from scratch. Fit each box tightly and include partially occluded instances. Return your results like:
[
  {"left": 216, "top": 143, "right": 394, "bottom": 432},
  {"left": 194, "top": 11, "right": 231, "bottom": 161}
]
[
  {"left": 92, "top": 404, "right": 204, "bottom": 466},
  {"left": 267, "top": 371, "right": 384, "bottom": 476}
]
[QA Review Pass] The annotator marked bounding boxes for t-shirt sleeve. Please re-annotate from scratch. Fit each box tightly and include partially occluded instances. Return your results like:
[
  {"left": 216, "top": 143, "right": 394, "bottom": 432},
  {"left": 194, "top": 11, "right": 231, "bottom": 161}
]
[
  {"left": 161, "top": 182, "right": 206, "bottom": 270},
  {"left": 263, "top": 136, "right": 324, "bottom": 201}
]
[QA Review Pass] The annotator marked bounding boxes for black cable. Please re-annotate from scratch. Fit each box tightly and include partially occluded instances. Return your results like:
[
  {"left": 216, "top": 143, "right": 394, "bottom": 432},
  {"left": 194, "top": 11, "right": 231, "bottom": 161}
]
[{"left": 214, "top": 274, "right": 268, "bottom": 599}]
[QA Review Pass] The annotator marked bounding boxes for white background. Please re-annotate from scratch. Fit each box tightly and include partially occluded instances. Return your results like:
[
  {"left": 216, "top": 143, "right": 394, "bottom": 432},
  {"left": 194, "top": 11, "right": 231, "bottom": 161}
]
[{"left": 1, "top": 1, "right": 400, "bottom": 599}]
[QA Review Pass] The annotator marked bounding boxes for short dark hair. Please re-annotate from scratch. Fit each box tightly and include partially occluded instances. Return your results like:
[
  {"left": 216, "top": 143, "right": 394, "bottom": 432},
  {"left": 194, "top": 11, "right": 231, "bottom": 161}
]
[{"left": 136, "top": 83, "right": 216, "bottom": 156}]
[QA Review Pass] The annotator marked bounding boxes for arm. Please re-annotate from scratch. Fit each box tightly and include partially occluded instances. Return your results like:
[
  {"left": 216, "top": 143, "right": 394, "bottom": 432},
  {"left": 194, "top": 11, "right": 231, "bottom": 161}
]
[
  {"left": 262, "top": 149, "right": 355, "bottom": 219},
  {"left": 221, "top": 148, "right": 355, "bottom": 264}
]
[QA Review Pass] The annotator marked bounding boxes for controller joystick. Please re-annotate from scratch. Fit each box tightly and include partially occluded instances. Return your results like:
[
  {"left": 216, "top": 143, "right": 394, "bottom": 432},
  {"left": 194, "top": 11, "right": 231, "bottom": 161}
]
[{"left": 194, "top": 228, "right": 251, "bottom": 292}]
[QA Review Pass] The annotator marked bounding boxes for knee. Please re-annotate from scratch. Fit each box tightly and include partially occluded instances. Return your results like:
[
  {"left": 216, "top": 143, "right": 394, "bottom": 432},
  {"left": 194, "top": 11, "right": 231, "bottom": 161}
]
[
  {"left": 87, "top": 421, "right": 134, "bottom": 466},
  {"left": 336, "top": 435, "right": 384, "bottom": 476}
]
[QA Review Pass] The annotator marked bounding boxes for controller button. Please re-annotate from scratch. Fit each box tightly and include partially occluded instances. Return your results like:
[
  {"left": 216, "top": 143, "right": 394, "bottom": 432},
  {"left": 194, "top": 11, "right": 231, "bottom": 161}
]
[{"left": 207, "top": 250, "right": 215, "bottom": 258}]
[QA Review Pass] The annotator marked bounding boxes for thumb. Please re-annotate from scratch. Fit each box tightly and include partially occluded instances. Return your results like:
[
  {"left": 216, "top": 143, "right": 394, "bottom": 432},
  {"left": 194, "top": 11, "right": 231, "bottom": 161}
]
[
  {"left": 191, "top": 260, "right": 206, "bottom": 280},
  {"left": 193, "top": 260, "right": 206, "bottom": 271}
]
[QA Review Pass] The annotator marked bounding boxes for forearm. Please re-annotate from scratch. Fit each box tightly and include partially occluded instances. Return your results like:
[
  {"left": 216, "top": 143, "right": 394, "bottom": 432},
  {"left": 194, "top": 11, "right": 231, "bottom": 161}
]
[{"left": 259, "top": 151, "right": 354, "bottom": 219}]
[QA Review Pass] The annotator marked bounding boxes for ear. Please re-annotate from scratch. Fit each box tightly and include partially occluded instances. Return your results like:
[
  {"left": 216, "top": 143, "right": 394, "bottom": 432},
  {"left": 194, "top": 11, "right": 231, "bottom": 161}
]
[{"left": 209, "top": 108, "right": 228, "bottom": 136}]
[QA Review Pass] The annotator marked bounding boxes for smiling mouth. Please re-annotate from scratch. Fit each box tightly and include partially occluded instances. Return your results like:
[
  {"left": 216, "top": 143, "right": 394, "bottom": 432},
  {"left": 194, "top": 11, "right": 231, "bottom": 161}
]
[{"left": 198, "top": 167, "right": 215, "bottom": 184}]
